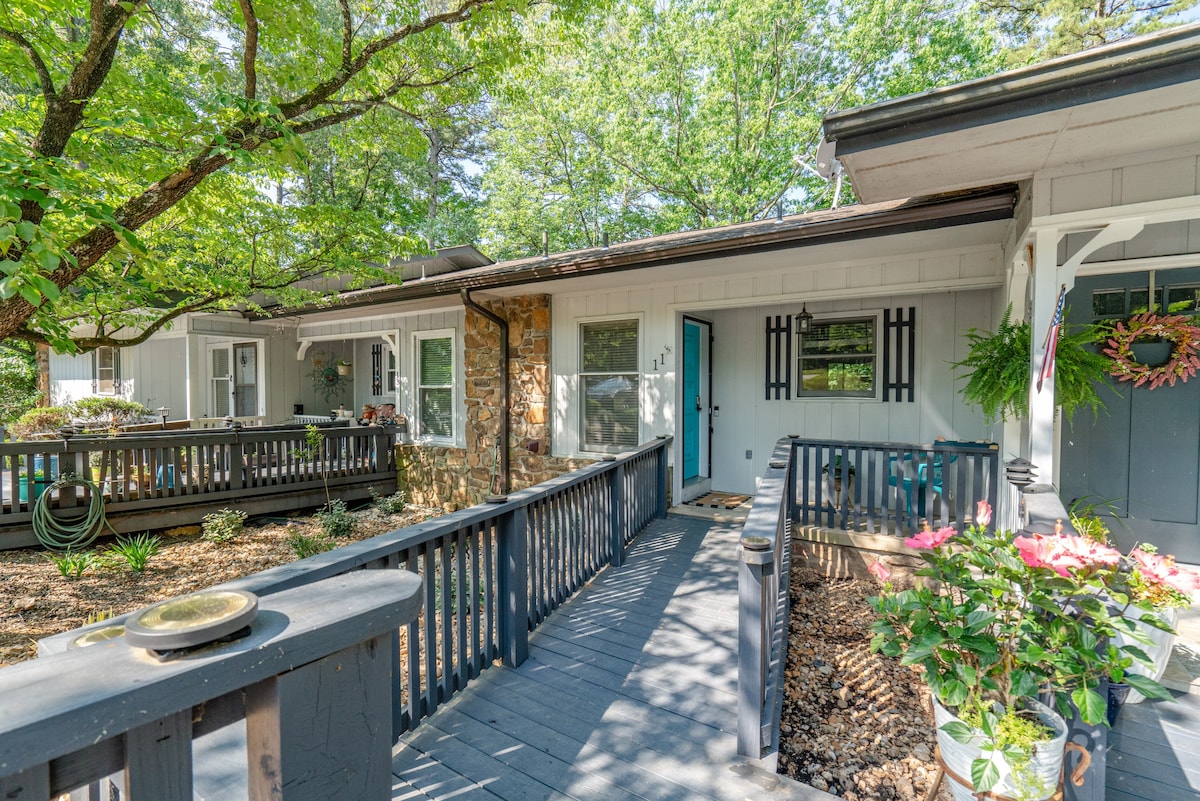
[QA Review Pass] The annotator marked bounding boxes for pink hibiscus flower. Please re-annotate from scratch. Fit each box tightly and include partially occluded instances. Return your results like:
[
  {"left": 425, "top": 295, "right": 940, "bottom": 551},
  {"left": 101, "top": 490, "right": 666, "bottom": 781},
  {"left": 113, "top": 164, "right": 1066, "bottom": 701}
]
[
  {"left": 1015, "top": 533, "right": 1121, "bottom": 577},
  {"left": 905, "top": 526, "right": 956, "bottom": 550},
  {"left": 868, "top": 559, "right": 891, "bottom": 583},
  {"left": 975, "top": 500, "right": 992, "bottom": 529},
  {"left": 1131, "top": 548, "right": 1200, "bottom": 595}
]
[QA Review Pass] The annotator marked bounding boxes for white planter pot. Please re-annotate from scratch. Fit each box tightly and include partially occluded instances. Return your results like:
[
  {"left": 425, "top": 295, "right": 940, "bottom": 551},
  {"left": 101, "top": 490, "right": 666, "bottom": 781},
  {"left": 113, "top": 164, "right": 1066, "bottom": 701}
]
[
  {"left": 1116, "top": 607, "right": 1178, "bottom": 704},
  {"left": 934, "top": 699, "right": 1067, "bottom": 801}
]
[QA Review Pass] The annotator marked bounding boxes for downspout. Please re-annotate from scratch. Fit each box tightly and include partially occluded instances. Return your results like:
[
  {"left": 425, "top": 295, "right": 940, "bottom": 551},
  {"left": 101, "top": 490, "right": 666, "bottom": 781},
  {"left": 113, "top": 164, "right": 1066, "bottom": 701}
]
[{"left": 460, "top": 289, "right": 510, "bottom": 496}]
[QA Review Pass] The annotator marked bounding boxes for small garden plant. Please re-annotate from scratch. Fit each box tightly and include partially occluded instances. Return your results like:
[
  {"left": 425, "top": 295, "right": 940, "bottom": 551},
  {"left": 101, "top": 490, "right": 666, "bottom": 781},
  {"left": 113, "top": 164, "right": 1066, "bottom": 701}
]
[
  {"left": 202, "top": 508, "right": 247, "bottom": 543},
  {"left": 107, "top": 533, "right": 161, "bottom": 572},
  {"left": 371, "top": 487, "right": 407, "bottom": 515},
  {"left": 287, "top": 530, "right": 335, "bottom": 559},
  {"left": 46, "top": 549, "right": 96, "bottom": 579},
  {"left": 316, "top": 499, "right": 354, "bottom": 539}
]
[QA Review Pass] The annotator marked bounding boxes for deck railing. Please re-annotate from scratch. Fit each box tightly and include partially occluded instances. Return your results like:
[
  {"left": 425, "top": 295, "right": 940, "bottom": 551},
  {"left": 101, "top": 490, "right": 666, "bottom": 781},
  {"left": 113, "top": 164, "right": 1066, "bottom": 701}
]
[
  {"left": 790, "top": 437, "right": 1000, "bottom": 534},
  {"left": 25, "top": 437, "right": 671, "bottom": 798},
  {"left": 2, "top": 571, "right": 424, "bottom": 801},
  {"left": 0, "top": 423, "right": 396, "bottom": 548},
  {"left": 737, "top": 435, "right": 1002, "bottom": 759}
]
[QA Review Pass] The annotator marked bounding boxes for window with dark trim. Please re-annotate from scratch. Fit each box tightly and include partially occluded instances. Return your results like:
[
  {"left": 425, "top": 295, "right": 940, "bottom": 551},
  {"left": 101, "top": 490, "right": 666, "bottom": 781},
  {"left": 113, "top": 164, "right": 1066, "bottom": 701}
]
[
  {"left": 1092, "top": 284, "right": 1200, "bottom": 321},
  {"left": 580, "top": 320, "right": 640, "bottom": 452},
  {"left": 797, "top": 318, "right": 877, "bottom": 397}
]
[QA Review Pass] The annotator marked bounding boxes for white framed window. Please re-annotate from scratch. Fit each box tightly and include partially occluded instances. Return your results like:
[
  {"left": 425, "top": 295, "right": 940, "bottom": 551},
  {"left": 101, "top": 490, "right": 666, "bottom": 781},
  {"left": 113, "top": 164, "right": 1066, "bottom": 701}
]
[
  {"left": 580, "top": 319, "right": 640, "bottom": 452},
  {"left": 93, "top": 347, "right": 118, "bottom": 395},
  {"left": 414, "top": 330, "right": 455, "bottom": 441},
  {"left": 797, "top": 316, "right": 878, "bottom": 398},
  {"left": 387, "top": 349, "right": 397, "bottom": 393}
]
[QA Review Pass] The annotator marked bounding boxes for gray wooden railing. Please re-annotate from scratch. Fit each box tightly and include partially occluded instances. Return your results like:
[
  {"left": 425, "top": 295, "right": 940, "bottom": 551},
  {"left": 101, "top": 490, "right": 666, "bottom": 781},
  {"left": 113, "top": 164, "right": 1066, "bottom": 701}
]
[
  {"left": 737, "top": 435, "right": 1003, "bottom": 759},
  {"left": 791, "top": 437, "right": 1000, "bottom": 534},
  {"left": 30, "top": 436, "right": 671, "bottom": 798},
  {"left": 0, "top": 423, "right": 396, "bottom": 548},
  {"left": 2, "top": 571, "right": 423, "bottom": 801},
  {"left": 737, "top": 437, "right": 794, "bottom": 759}
]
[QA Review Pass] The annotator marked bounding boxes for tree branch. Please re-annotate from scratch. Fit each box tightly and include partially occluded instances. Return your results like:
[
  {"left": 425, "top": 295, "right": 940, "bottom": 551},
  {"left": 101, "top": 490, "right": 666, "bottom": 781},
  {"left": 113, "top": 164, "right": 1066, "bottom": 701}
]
[
  {"left": 0, "top": 26, "right": 57, "bottom": 99},
  {"left": 237, "top": 0, "right": 259, "bottom": 99}
]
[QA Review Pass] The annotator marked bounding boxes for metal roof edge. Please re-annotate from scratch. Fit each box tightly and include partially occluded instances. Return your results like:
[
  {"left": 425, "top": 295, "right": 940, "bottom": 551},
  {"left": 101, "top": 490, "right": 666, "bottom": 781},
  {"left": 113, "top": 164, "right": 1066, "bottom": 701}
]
[{"left": 823, "top": 23, "right": 1200, "bottom": 155}]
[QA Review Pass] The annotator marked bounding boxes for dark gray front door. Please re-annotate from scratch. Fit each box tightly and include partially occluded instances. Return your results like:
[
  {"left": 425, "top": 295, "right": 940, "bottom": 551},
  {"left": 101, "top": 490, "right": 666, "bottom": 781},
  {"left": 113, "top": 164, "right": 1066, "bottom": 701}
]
[{"left": 1061, "top": 271, "right": 1200, "bottom": 563}]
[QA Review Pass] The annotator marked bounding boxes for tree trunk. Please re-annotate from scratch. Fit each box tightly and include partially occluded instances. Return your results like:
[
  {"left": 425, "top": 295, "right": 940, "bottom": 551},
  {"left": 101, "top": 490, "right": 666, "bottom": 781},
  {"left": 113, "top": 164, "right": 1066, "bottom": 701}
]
[{"left": 36, "top": 342, "right": 50, "bottom": 407}]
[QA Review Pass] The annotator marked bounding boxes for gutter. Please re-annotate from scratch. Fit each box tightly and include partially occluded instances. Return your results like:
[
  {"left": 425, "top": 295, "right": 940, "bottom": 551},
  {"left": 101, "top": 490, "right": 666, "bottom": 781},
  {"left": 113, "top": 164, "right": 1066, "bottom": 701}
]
[
  {"left": 460, "top": 289, "right": 510, "bottom": 497},
  {"left": 824, "top": 24, "right": 1200, "bottom": 156}
]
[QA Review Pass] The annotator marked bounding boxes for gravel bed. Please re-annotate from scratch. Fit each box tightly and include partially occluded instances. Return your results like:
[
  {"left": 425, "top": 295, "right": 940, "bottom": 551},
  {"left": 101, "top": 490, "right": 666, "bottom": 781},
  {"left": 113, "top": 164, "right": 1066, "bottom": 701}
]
[{"left": 777, "top": 563, "right": 950, "bottom": 800}]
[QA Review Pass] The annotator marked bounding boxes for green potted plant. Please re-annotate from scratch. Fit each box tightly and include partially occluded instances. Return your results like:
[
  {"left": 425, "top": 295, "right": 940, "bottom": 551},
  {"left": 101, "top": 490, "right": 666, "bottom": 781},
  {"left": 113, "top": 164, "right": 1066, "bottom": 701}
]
[
  {"left": 1102, "top": 312, "right": 1200, "bottom": 389},
  {"left": 867, "top": 502, "right": 1186, "bottom": 800},
  {"left": 955, "top": 306, "right": 1111, "bottom": 423},
  {"left": 336, "top": 358, "right": 352, "bottom": 376}
]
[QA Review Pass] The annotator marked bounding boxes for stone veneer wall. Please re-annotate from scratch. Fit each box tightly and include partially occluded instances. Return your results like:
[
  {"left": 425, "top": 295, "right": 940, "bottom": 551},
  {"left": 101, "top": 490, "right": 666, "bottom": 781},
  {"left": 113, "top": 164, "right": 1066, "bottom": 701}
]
[{"left": 396, "top": 293, "right": 593, "bottom": 511}]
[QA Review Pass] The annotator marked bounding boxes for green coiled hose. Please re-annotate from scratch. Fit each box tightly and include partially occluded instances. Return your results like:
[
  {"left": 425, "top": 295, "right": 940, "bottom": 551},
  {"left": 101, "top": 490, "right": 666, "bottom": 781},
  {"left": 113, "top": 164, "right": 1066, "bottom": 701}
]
[{"left": 32, "top": 474, "right": 112, "bottom": 552}]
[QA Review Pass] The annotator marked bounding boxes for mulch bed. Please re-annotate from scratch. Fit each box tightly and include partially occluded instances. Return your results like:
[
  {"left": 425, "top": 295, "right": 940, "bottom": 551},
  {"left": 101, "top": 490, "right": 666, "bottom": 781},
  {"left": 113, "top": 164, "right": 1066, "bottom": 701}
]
[
  {"left": 777, "top": 562, "right": 950, "bottom": 800},
  {"left": 0, "top": 503, "right": 439, "bottom": 667}
]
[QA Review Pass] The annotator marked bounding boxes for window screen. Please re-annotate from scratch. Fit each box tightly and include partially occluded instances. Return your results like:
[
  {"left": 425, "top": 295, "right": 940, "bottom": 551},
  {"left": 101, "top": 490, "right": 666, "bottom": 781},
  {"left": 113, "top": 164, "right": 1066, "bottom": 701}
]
[
  {"left": 798, "top": 318, "right": 876, "bottom": 397},
  {"left": 580, "top": 320, "right": 639, "bottom": 452},
  {"left": 417, "top": 336, "right": 454, "bottom": 439}
]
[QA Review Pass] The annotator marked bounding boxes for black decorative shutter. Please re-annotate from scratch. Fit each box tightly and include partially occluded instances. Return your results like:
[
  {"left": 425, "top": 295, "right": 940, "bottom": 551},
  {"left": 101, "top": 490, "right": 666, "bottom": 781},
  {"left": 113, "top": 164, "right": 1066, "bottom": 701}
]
[
  {"left": 371, "top": 344, "right": 383, "bottom": 395},
  {"left": 882, "top": 307, "right": 916, "bottom": 402},
  {"left": 764, "top": 315, "right": 792, "bottom": 400}
]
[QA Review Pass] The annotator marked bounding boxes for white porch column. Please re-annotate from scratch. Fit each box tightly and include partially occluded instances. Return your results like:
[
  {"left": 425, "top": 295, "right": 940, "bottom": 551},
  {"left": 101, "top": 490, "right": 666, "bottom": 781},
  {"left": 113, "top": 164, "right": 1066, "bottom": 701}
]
[{"left": 1026, "top": 228, "right": 1060, "bottom": 482}]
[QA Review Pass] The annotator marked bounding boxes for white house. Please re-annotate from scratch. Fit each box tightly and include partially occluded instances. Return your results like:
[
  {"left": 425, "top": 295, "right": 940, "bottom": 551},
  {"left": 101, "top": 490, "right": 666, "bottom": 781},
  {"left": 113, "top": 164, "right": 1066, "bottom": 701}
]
[{"left": 51, "top": 24, "right": 1200, "bottom": 558}]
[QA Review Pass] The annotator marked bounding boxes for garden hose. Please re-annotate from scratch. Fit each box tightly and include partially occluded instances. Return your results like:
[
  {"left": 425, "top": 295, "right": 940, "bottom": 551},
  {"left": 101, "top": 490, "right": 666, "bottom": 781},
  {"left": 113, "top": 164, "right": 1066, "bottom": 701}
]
[{"left": 32, "top": 474, "right": 113, "bottom": 552}]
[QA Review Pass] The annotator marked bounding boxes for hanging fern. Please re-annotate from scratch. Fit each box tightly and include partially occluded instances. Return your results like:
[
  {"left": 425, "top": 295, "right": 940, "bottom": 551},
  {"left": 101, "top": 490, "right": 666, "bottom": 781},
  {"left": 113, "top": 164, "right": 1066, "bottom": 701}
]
[{"left": 954, "top": 306, "right": 1111, "bottom": 424}]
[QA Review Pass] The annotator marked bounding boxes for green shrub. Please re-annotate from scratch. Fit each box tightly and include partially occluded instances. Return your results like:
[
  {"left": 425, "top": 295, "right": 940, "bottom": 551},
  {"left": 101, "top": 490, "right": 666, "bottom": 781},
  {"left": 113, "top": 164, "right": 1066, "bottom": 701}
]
[
  {"left": 202, "top": 508, "right": 247, "bottom": 543},
  {"left": 46, "top": 549, "right": 96, "bottom": 579},
  {"left": 10, "top": 406, "right": 70, "bottom": 440},
  {"left": 316, "top": 499, "right": 354, "bottom": 538},
  {"left": 107, "top": 533, "right": 161, "bottom": 572},
  {"left": 371, "top": 487, "right": 407, "bottom": 515},
  {"left": 68, "top": 397, "right": 152, "bottom": 430},
  {"left": 287, "top": 530, "right": 335, "bottom": 559}
]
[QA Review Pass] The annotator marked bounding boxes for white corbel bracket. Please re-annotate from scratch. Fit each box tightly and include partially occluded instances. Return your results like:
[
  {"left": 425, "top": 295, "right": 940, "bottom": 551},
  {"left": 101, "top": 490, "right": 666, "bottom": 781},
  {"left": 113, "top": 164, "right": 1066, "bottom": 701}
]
[
  {"left": 1053, "top": 218, "right": 1146, "bottom": 293},
  {"left": 297, "top": 339, "right": 313, "bottom": 361}
]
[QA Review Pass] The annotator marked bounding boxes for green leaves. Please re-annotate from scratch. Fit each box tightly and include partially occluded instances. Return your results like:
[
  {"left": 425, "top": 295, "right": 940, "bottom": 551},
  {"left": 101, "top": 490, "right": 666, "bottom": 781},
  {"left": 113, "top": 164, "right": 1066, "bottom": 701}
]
[{"left": 1071, "top": 686, "right": 1107, "bottom": 726}]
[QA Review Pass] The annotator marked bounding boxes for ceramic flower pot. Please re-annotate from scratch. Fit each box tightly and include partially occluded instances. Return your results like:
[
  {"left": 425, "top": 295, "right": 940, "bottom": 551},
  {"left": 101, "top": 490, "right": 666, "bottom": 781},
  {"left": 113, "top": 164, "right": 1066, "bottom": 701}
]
[
  {"left": 934, "top": 699, "right": 1068, "bottom": 801},
  {"left": 1116, "top": 607, "right": 1178, "bottom": 704},
  {"left": 336, "top": 363, "right": 352, "bottom": 376}
]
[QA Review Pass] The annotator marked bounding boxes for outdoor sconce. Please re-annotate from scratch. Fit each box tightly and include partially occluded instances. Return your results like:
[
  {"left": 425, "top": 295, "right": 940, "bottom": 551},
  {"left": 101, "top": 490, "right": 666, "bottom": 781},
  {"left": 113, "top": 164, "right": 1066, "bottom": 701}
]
[{"left": 795, "top": 305, "right": 814, "bottom": 335}]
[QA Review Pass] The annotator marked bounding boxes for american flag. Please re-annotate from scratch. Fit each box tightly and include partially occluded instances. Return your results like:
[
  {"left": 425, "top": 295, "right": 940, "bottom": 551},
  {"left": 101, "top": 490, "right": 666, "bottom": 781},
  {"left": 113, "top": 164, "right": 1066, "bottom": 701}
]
[{"left": 1036, "top": 284, "right": 1068, "bottom": 393}]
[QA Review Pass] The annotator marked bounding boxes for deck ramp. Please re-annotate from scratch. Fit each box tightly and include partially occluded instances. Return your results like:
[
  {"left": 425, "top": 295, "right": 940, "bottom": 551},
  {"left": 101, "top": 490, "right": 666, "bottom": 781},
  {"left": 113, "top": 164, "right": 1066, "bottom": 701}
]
[
  {"left": 1108, "top": 691, "right": 1200, "bottom": 800},
  {"left": 391, "top": 514, "right": 829, "bottom": 801}
]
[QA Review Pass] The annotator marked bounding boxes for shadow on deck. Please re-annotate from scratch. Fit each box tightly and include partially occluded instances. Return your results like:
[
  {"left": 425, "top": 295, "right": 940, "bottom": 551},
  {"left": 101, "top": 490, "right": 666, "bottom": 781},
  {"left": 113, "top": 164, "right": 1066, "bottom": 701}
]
[{"left": 390, "top": 515, "right": 830, "bottom": 801}]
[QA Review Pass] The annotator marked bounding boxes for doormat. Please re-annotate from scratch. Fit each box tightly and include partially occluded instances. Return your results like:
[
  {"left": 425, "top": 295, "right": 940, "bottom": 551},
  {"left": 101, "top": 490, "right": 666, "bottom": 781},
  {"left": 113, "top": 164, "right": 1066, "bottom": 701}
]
[{"left": 688, "top": 492, "right": 752, "bottom": 509}]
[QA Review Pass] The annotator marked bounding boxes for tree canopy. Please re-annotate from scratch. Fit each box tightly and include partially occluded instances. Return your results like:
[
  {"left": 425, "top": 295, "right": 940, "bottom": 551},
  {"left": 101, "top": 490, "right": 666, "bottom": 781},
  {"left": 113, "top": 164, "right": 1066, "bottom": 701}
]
[
  {"left": 0, "top": 0, "right": 567, "bottom": 352},
  {"left": 0, "top": 0, "right": 1195, "bottom": 355}
]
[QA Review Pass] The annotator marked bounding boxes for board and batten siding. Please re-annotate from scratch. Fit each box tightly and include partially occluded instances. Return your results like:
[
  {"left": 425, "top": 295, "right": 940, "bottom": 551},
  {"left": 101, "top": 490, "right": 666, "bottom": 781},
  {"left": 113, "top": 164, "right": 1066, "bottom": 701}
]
[
  {"left": 1036, "top": 145, "right": 1200, "bottom": 265},
  {"left": 552, "top": 243, "right": 1002, "bottom": 496},
  {"left": 48, "top": 338, "right": 188, "bottom": 417},
  {"left": 297, "top": 309, "right": 465, "bottom": 446}
]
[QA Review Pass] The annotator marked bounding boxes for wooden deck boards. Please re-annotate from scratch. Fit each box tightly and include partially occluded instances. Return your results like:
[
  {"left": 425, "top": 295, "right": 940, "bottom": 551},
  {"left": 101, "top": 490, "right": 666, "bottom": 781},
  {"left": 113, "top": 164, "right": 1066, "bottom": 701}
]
[
  {"left": 391, "top": 515, "right": 831, "bottom": 801},
  {"left": 1107, "top": 691, "right": 1200, "bottom": 800}
]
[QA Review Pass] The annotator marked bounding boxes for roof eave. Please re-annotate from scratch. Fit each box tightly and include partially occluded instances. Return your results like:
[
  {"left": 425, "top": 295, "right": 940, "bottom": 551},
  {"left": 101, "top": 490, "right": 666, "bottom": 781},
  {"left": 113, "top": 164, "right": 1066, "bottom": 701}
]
[
  {"left": 823, "top": 24, "right": 1200, "bottom": 156},
  {"left": 249, "top": 184, "right": 1017, "bottom": 320}
]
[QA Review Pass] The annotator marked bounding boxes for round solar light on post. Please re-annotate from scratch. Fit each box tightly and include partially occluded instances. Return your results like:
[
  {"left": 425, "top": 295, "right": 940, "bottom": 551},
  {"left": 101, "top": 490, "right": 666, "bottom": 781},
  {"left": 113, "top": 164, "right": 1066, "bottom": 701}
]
[
  {"left": 157, "top": 406, "right": 170, "bottom": 429},
  {"left": 123, "top": 588, "right": 259, "bottom": 655}
]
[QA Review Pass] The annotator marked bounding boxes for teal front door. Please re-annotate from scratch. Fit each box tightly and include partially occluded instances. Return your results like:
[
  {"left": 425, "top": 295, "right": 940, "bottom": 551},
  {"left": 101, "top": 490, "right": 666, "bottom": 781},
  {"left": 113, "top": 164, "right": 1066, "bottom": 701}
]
[{"left": 682, "top": 318, "right": 711, "bottom": 483}]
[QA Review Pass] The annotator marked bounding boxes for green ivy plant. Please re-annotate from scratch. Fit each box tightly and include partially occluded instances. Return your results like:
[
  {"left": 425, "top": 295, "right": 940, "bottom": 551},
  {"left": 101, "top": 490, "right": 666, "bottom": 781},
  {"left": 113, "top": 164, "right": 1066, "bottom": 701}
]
[{"left": 954, "top": 306, "right": 1111, "bottom": 423}]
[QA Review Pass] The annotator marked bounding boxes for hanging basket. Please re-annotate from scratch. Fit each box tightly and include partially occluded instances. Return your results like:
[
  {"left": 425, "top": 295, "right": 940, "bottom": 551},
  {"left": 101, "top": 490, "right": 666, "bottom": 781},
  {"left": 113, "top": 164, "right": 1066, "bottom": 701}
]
[{"left": 337, "top": 363, "right": 352, "bottom": 376}]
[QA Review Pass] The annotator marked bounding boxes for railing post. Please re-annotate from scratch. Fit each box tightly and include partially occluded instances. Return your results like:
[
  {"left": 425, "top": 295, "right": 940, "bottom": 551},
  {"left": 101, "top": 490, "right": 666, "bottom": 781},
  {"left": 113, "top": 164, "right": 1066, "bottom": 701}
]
[
  {"left": 607, "top": 457, "right": 625, "bottom": 567},
  {"left": 655, "top": 437, "right": 668, "bottom": 519},
  {"left": 498, "top": 503, "right": 529, "bottom": 667},
  {"left": 737, "top": 534, "right": 773, "bottom": 759}
]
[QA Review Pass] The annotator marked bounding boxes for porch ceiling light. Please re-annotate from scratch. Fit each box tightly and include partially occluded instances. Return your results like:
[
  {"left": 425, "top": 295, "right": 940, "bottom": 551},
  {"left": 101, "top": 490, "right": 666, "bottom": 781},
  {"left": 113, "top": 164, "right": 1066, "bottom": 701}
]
[{"left": 796, "top": 305, "right": 814, "bottom": 335}]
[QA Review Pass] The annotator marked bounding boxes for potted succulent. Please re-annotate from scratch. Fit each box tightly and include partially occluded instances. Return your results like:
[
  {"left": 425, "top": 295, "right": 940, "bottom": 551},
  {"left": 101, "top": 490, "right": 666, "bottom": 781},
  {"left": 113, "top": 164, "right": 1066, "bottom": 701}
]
[
  {"left": 955, "top": 306, "right": 1111, "bottom": 424},
  {"left": 1103, "top": 312, "right": 1200, "bottom": 388},
  {"left": 868, "top": 503, "right": 1184, "bottom": 800}
]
